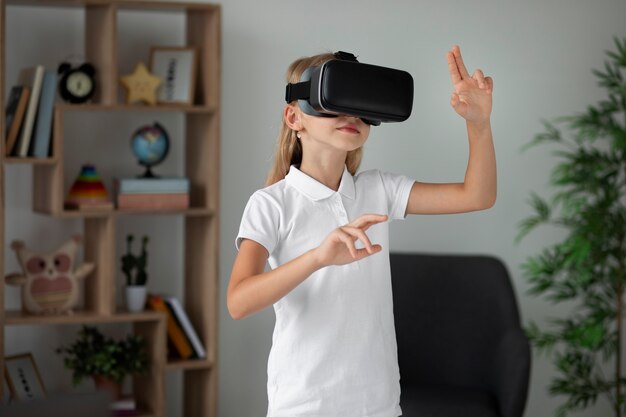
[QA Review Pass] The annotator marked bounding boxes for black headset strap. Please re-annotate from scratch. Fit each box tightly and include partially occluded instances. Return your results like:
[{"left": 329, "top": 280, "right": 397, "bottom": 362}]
[
  {"left": 334, "top": 51, "right": 358, "bottom": 62},
  {"left": 285, "top": 81, "right": 310, "bottom": 102},
  {"left": 284, "top": 51, "right": 358, "bottom": 102}
]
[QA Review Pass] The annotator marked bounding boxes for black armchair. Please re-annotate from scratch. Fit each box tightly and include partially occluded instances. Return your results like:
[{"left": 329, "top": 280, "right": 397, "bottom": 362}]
[{"left": 390, "top": 253, "right": 531, "bottom": 417}]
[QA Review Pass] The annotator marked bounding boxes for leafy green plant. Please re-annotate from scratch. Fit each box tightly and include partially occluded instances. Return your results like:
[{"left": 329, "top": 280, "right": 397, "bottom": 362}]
[
  {"left": 121, "top": 234, "right": 149, "bottom": 286},
  {"left": 56, "top": 325, "right": 149, "bottom": 385},
  {"left": 517, "top": 37, "right": 626, "bottom": 417}
]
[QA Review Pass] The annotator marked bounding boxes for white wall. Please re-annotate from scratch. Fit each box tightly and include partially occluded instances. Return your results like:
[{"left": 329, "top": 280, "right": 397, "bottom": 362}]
[{"left": 3, "top": 1, "right": 626, "bottom": 417}]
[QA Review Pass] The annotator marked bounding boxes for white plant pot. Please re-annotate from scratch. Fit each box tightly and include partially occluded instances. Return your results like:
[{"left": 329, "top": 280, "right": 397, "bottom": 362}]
[{"left": 125, "top": 286, "right": 147, "bottom": 312}]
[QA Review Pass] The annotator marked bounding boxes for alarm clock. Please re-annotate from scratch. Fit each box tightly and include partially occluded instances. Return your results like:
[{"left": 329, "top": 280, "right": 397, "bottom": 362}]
[{"left": 57, "top": 62, "right": 96, "bottom": 104}]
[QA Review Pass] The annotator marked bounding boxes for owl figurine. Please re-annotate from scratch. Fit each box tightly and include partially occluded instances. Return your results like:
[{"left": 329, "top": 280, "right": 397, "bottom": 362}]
[{"left": 5, "top": 235, "right": 95, "bottom": 315}]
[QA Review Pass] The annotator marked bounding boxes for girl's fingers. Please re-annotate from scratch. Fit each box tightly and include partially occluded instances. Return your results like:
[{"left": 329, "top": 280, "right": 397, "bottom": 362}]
[
  {"left": 452, "top": 45, "right": 470, "bottom": 80},
  {"left": 447, "top": 51, "right": 462, "bottom": 84},
  {"left": 485, "top": 76, "right": 494, "bottom": 92},
  {"left": 473, "top": 69, "right": 485, "bottom": 88},
  {"left": 450, "top": 92, "right": 468, "bottom": 114},
  {"left": 336, "top": 231, "right": 358, "bottom": 259},
  {"left": 349, "top": 214, "right": 388, "bottom": 229},
  {"left": 341, "top": 226, "right": 374, "bottom": 254},
  {"left": 354, "top": 245, "right": 382, "bottom": 259}
]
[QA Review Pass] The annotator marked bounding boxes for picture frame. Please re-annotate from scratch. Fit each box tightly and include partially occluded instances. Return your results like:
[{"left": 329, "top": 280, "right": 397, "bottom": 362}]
[
  {"left": 150, "top": 46, "right": 197, "bottom": 105},
  {"left": 4, "top": 353, "right": 46, "bottom": 401}
]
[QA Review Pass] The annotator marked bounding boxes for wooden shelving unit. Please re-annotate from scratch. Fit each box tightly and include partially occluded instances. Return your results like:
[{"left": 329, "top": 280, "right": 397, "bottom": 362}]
[{"left": 0, "top": 1, "right": 220, "bottom": 416}]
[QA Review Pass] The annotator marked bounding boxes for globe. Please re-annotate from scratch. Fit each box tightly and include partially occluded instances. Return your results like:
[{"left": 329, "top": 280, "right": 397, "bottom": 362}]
[{"left": 130, "top": 122, "right": 170, "bottom": 177}]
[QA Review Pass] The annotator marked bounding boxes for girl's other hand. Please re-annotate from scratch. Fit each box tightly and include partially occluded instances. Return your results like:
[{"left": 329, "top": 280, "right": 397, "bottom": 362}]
[
  {"left": 447, "top": 45, "right": 493, "bottom": 125},
  {"left": 313, "top": 214, "right": 388, "bottom": 267}
]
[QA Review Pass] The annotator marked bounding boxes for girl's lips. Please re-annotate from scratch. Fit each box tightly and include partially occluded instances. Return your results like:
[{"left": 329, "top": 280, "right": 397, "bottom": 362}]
[{"left": 337, "top": 125, "right": 360, "bottom": 134}]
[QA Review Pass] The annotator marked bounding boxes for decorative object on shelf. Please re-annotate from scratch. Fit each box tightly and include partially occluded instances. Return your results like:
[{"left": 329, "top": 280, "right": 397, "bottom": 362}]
[
  {"left": 57, "top": 62, "right": 96, "bottom": 104},
  {"left": 115, "top": 176, "right": 190, "bottom": 211},
  {"left": 147, "top": 293, "right": 193, "bottom": 360},
  {"left": 150, "top": 46, "right": 197, "bottom": 105},
  {"left": 121, "top": 234, "right": 149, "bottom": 312},
  {"left": 120, "top": 62, "right": 162, "bottom": 105},
  {"left": 130, "top": 122, "right": 170, "bottom": 178},
  {"left": 4, "top": 85, "right": 30, "bottom": 157},
  {"left": 56, "top": 325, "right": 149, "bottom": 401},
  {"left": 14, "top": 65, "right": 45, "bottom": 158},
  {"left": 4, "top": 353, "right": 46, "bottom": 402},
  {"left": 164, "top": 295, "right": 206, "bottom": 359},
  {"left": 5, "top": 236, "right": 95, "bottom": 315},
  {"left": 64, "top": 164, "right": 114, "bottom": 210}
]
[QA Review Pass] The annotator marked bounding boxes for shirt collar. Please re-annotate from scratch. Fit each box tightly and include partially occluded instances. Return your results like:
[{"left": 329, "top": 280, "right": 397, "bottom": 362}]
[{"left": 285, "top": 164, "right": 356, "bottom": 201}]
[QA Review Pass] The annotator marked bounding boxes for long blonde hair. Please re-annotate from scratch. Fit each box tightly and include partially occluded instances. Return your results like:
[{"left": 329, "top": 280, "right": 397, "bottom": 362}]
[{"left": 265, "top": 53, "right": 363, "bottom": 186}]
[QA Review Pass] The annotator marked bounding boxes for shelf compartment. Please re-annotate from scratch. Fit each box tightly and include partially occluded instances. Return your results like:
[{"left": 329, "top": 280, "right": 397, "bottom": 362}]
[
  {"left": 56, "top": 103, "right": 217, "bottom": 114},
  {"left": 165, "top": 358, "right": 212, "bottom": 371},
  {"left": 4, "top": 309, "right": 165, "bottom": 325},
  {"left": 3, "top": 157, "right": 57, "bottom": 165},
  {"left": 32, "top": 207, "right": 215, "bottom": 218},
  {"left": 6, "top": 0, "right": 113, "bottom": 7},
  {"left": 6, "top": 0, "right": 220, "bottom": 11}
]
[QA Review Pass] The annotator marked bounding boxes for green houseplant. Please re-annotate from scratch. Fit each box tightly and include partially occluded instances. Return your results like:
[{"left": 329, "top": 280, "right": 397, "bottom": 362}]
[
  {"left": 121, "top": 234, "right": 149, "bottom": 312},
  {"left": 517, "top": 37, "right": 626, "bottom": 417},
  {"left": 56, "top": 325, "right": 149, "bottom": 399}
]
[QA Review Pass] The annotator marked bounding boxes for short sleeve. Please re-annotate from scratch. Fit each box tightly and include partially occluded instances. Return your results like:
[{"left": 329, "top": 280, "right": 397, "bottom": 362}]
[
  {"left": 378, "top": 170, "right": 415, "bottom": 220},
  {"left": 235, "top": 190, "right": 281, "bottom": 254}
]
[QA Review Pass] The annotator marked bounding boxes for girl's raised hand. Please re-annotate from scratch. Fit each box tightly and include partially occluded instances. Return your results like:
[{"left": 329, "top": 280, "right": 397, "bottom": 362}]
[
  {"left": 313, "top": 214, "right": 388, "bottom": 267},
  {"left": 447, "top": 45, "right": 493, "bottom": 124}
]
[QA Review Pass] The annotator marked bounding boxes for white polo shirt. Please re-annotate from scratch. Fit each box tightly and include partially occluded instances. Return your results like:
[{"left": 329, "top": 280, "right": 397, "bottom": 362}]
[{"left": 236, "top": 164, "right": 414, "bottom": 417}]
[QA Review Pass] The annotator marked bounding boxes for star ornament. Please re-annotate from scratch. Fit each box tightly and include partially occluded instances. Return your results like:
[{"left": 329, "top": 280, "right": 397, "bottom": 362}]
[{"left": 120, "top": 62, "right": 162, "bottom": 105}]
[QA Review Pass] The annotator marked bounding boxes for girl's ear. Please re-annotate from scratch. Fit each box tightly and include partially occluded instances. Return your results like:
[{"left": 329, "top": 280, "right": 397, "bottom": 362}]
[{"left": 284, "top": 104, "right": 303, "bottom": 131}]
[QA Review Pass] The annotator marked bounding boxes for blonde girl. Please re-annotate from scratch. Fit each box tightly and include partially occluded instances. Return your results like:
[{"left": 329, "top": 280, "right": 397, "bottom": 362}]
[{"left": 228, "top": 45, "right": 495, "bottom": 417}]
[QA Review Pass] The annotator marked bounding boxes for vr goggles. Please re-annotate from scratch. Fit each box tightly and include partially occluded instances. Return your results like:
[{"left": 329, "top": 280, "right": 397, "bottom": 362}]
[{"left": 285, "top": 51, "right": 414, "bottom": 126}]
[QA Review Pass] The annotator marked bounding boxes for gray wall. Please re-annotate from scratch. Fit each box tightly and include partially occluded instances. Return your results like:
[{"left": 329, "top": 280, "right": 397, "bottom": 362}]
[
  {"left": 220, "top": 1, "right": 625, "bottom": 417},
  {"left": 2, "top": 1, "right": 625, "bottom": 417}
]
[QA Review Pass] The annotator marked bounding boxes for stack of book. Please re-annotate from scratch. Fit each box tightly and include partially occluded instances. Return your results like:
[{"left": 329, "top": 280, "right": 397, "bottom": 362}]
[
  {"left": 115, "top": 177, "right": 189, "bottom": 210},
  {"left": 5, "top": 65, "right": 57, "bottom": 158},
  {"left": 111, "top": 396, "right": 139, "bottom": 417},
  {"left": 147, "top": 294, "right": 206, "bottom": 360}
]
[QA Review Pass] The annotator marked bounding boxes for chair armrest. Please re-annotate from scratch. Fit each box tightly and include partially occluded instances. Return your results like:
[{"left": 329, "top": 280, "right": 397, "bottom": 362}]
[{"left": 491, "top": 328, "right": 532, "bottom": 417}]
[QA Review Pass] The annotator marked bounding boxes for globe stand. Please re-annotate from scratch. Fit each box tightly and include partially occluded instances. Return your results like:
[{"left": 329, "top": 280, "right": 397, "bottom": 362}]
[{"left": 139, "top": 164, "right": 159, "bottom": 179}]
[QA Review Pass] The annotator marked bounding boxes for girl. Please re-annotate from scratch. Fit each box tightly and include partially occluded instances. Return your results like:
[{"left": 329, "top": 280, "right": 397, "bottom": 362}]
[{"left": 228, "top": 45, "right": 495, "bottom": 417}]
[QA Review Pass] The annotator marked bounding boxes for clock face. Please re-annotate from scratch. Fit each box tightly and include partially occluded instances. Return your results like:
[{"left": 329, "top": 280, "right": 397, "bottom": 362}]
[{"left": 66, "top": 72, "right": 93, "bottom": 97}]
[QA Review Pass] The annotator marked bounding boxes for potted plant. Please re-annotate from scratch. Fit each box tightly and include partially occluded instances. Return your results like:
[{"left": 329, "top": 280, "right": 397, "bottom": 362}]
[
  {"left": 122, "top": 234, "right": 149, "bottom": 312},
  {"left": 56, "top": 325, "right": 149, "bottom": 400},
  {"left": 517, "top": 37, "right": 626, "bottom": 417}
]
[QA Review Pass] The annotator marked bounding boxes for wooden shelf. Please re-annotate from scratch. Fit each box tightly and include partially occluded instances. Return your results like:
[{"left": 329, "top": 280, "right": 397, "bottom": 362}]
[
  {"left": 56, "top": 103, "right": 217, "bottom": 114},
  {"left": 4, "top": 309, "right": 165, "bottom": 326},
  {"left": 165, "top": 358, "right": 212, "bottom": 371},
  {"left": 3, "top": 157, "right": 57, "bottom": 165},
  {"left": 31, "top": 207, "right": 215, "bottom": 218},
  {"left": 6, "top": 0, "right": 111, "bottom": 7},
  {"left": 7, "top": 0, "right": 221, "bottom": 11},
  {"left": 1, "top": 1, "right": 220, "bottom": 415}
]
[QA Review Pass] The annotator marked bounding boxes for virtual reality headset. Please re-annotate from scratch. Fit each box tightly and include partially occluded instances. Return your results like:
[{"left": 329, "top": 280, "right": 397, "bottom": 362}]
[{"left": 285, "top": 51, "right": 414, "bottom": 126}]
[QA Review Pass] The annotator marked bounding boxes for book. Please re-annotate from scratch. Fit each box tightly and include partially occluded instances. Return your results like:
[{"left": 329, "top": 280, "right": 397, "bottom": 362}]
[
  {"left": 147, "top": 294, "right": 193, "bottom": 359},
  {"left": 64, "top": 201, "right": 114, "bottom": 211},
  {"left": 164, "top": 296, "right": 206, "bottom": 359},
  {"left": 15, "top": 65, "right": 45, "bottom": 157},
  {"left": 5, "top": 86, "right": 30, "bottom": 156},
  {"left": 115, "top": 177, "right": 189, "bottom": 194},
  {"left": 111, "top": 396, "right": 136, "bottom": 411},
  {"left": 117, "top": 192, "right": 189, "bottom": 210},
  {"left": 5, "top": 86, "right": 23, "bottom": 136},
  {"left": 31, "top": 70, "right": 57, "bottom": 158}
]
